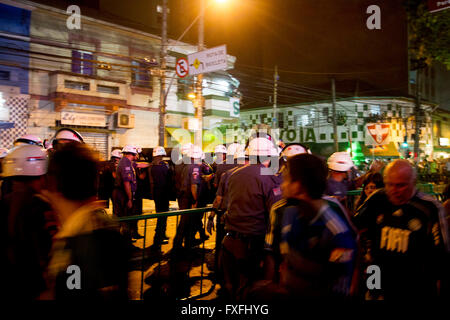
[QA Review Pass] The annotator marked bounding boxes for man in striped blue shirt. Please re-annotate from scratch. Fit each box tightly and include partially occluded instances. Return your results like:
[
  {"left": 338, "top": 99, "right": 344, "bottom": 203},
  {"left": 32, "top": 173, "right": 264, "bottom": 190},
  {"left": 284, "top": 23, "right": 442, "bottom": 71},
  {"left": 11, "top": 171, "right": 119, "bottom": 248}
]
[{"left": 262, "top": 154, "right": 357, "bottom": 298}]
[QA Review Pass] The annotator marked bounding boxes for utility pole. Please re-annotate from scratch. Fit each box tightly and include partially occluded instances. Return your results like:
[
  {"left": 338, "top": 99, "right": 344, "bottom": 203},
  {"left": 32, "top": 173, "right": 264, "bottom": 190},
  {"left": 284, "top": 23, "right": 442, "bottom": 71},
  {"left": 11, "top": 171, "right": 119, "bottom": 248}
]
[
  {"left": 158, "top": 0, "right": 168, "bottom": 147},
  {"left": 331, "top": 78, "right": 338, "bottom": 152},
  {"left": 194, "top": 0, "right": 205, "bottom": 148},
  {"left": 348, "top": 124, "right": 352, "bottom": 157},
  {"left": 272, "top": 65, "right": 278, "bottom": 129},
  {"left": 413, "top": 69, "right": 422, "bottom": 163}
]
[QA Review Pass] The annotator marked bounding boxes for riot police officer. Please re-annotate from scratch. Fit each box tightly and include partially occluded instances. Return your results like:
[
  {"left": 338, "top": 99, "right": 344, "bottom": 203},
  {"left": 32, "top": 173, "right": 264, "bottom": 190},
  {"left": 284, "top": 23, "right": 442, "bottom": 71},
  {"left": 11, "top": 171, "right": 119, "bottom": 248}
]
[
  {"left": 2, "top": 144, "right": 56, "bottom": 300},
  {"left": 220, "top": 137, "right": 282, "bottom": 300},
  {"left": 150, "top": 146, "right": 171, "bottom": 247},
  {"left": 98, "top": 149, "right": 122, "bottom": 208},
  {"left": 173, "top": 145, "right": 206, "bottom": 249},
  {"left": 112, "top": 145, "right": 143, "bottom": 240}
]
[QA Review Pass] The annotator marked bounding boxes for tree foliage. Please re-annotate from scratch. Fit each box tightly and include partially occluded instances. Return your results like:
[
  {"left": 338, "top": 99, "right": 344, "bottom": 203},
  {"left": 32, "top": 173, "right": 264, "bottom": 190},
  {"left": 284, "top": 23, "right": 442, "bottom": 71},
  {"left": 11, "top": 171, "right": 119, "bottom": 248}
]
[{"left": 405, "top": 0, "right": 450, "bottom": 69}]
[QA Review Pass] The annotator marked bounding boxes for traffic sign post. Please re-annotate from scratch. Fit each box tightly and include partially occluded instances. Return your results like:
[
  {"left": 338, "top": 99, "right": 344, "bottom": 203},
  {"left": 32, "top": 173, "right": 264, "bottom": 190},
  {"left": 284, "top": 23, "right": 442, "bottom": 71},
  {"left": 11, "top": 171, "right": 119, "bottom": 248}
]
[
  {"left": 187, "top": 44, "right": 227, "bottom": 76},
  {"left": 176, "top": 58, "right": 189, "bottom": 78}
]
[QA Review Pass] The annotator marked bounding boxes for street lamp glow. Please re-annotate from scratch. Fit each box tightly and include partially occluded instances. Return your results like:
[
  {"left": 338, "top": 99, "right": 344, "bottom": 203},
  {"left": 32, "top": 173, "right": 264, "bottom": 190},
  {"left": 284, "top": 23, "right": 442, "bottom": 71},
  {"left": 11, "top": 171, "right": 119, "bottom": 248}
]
[
  {"left": 215, "top": 0, "right": 227, "bottom": 3},
  {"left": 188, "top": 92, "right": 196, "bottom": 100}
]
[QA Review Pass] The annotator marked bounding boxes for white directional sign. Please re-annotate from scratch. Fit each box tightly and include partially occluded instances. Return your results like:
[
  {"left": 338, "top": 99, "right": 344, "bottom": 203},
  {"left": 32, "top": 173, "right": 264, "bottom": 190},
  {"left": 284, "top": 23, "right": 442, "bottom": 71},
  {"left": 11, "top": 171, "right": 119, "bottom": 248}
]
[{"left": 187, "top": 45, "right": 227, "bottom": 76}]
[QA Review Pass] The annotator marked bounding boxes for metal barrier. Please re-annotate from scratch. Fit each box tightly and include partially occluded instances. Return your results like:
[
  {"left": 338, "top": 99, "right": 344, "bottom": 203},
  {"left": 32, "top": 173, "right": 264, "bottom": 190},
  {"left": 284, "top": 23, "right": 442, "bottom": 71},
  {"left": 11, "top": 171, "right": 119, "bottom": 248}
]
[{"left": 116, "top": 207, "right": 219, "bottom": 300}]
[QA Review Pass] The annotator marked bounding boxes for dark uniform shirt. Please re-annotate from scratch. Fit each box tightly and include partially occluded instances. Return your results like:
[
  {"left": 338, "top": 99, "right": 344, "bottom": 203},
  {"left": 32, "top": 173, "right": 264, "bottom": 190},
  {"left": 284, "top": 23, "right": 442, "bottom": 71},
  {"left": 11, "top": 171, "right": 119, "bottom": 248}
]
[
  {"left": 98, "top": 160, "right": 116, "bottom": 201},
  {"left": 150, "top": 159, "right": 170, "bottom": 200},
  {"left": 174, "top": 163, "right": 187, "bottom": 199},
  {"left": 216, "top": 165, "right": 241, "bottom": 211},
  {"left": 213, "top": 163, "right": 237, "bottom": 188},
  {"left": 184, "top": 163, "right": 202, "bottom": 202},
  {"left": 325, "top": 177, "right": 350, "bottom": 199},
  {"left": 115, "top": 157, "right": 137, "bottom": 194},
  {"left": 353, "top": 189, "right": 449, "bottom": 298},
  {"left": 224, "top": 164, "right": 282, "bottom": 236}
]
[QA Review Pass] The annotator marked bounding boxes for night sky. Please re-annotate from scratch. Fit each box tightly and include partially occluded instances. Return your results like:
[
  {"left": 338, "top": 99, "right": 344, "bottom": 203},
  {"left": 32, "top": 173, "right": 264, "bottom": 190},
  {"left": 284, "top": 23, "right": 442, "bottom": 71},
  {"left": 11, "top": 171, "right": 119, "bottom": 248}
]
[
  {"left": 31, "top": 0, "right": 410, "bottom": 108},
  {"left": 168, "top": 0, "right": 409, "bottom": 108}
]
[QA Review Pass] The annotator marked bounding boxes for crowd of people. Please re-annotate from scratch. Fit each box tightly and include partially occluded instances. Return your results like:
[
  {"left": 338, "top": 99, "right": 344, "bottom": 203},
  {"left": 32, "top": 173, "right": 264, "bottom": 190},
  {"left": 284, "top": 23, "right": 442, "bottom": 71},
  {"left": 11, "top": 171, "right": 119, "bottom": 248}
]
[{"left": 1, "top": 128, "right": 449, "bottom": 301}]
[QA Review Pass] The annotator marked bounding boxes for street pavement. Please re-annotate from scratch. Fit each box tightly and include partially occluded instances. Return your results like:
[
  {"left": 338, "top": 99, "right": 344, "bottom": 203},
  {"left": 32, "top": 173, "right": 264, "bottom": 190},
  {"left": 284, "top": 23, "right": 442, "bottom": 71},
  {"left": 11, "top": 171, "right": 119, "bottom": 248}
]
[{"left": 105, "top": 200, "right": 218, "bottom": 300}]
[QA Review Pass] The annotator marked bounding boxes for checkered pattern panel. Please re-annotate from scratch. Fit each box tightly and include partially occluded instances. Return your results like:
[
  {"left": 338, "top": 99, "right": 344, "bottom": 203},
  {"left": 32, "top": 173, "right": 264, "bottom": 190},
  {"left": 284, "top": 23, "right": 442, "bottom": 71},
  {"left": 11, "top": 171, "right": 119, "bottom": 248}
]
[
  {"left": 240, "top": 103, "right": 422, "bottom": 144},
  {"left": 0, "top": 96, "right": 28, "bottom": 148}
]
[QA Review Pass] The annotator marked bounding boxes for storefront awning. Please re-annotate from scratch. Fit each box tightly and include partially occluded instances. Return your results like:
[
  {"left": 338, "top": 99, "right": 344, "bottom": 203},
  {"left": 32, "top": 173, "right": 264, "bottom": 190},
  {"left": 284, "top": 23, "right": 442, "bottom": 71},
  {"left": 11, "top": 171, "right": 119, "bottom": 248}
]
[{"left": 361, "top": 142, "right": 400, "bottom": 158}]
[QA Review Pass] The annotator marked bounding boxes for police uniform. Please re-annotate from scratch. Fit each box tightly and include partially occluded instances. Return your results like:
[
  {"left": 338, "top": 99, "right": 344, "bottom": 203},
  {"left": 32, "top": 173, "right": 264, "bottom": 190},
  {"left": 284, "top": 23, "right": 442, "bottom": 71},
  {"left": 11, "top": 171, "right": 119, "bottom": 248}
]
[
  {"left": 198, "top": 161, "right": 214, "bottom": 207},
  {"left": 353, "top": 189, "right": 449, "bottom": 299},
  {"left": 174, "top": 162, "right": 188, "bottom": 210},
  {"left": 98, "top": 160, "right": 116, "bottom": 208},
  {"left": 213, "top": 163, "right": 237, "bottom": 190},
  {"left": 150, "top": 158, "right": 170, "bottom": 245},
  {"left": 112, "top": 156, "right": 138, "bottom": 235},
  {"left": 173, "top": 162, "right": 203, "bottom": 249},
  {"left": 266, "top": 199, "right": 356, "bottom": 297},
  {"left": 220, "top": 163, "right": 282, "bottom": 300}
]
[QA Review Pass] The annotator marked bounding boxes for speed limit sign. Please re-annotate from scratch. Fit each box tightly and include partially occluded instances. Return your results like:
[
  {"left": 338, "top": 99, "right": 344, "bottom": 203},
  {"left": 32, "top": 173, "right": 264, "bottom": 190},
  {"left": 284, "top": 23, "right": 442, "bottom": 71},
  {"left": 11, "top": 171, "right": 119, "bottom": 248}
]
[{"left": 176, "top": 58, "right": 189, "bottom": 78}]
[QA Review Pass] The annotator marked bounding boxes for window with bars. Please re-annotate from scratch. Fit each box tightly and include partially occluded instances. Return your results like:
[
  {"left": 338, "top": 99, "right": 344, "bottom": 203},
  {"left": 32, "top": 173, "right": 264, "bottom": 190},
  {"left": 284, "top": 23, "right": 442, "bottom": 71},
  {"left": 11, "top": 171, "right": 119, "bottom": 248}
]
[
  {"left": 71, "top": 50, "right": 94, "bottom": 76},
  {"left": 131, "top": 60, "right": 152, "bottom": 88}
]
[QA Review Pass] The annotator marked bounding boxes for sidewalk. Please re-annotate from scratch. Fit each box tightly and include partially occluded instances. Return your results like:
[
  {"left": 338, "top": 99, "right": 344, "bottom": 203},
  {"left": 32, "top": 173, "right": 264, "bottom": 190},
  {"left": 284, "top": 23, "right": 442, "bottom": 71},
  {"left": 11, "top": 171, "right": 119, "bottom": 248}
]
[{"left": 106, "top": 199, "right": 219, "bottom": 300}]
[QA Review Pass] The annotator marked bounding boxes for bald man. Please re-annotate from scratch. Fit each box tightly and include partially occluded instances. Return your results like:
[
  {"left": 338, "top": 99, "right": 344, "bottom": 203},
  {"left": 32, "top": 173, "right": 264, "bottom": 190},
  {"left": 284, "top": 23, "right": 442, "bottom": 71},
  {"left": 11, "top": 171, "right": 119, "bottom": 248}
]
[{"left": 353, "top": 159, "right": 449, "bottom": 300}]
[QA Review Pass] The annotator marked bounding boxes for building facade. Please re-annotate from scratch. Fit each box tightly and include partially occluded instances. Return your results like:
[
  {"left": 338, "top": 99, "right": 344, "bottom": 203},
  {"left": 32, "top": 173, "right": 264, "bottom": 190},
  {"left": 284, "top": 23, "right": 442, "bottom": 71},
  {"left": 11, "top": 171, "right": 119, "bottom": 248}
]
[
  {"left": 238, "top": 97, "right": 437, "bottom": 161},
  {"left": 0, "top": 0, "right": 240, "bottom": 159},
  {"left": 0, "top": 2, "right": 32, "bottom": 147},
  {"left": 432, "top": 108, "right": 450, "bottom": 159}
]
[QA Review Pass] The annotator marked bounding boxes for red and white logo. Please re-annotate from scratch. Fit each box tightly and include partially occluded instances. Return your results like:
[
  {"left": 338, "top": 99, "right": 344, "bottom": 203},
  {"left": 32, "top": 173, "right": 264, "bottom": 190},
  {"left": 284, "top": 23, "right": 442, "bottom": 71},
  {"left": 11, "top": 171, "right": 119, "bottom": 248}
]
[{"left": 367, "top": 123, "right": 390, "bottom": 145}]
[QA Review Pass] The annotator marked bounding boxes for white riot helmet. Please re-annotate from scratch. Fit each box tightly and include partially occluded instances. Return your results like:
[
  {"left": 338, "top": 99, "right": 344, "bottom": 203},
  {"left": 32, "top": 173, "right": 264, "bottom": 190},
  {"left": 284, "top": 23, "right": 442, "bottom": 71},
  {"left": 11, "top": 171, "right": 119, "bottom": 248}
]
[
  {"left": 153, "top": 146, "right": 166, "bottom": 157},
  {"left": 248, "top": 137, "right": 276, "bottom": 157},
  {"left": 0, "top": 147, "right": 8, "bottom": 158},
  {"left": 111, "top": 149, "right": 122, "bottom": 159},
  {"left": 54, "top": 128, "right": 84, "bottom": 143},
  {"left": 122, "top": 145, "right": 139, "bottom": 154},
  {"left": 2, "top": 145, "right": 48, "bottom": 177},
  {"left": 181, "top": 143, "right": 194, "bottom": 156},
  {"left": 234, "top": 144, "right": 246, "bottom": 160},
  {"left": 327, "top": 152, "right": 354, "bottom": 172},
  {"left": 214, "top": 145, "right": 227, "bottom": 154},
  {"left": 226, "top": 143, "right": 242, "bottom": 157},
  {"left": 189, "top": 145, "right": 203, "bottom": 159},
  {"left": 14, "top": 134, "right": 44, "bottom": 147},
  {"left": 281, "top": 143, "right": 311, "bottom": 159}
]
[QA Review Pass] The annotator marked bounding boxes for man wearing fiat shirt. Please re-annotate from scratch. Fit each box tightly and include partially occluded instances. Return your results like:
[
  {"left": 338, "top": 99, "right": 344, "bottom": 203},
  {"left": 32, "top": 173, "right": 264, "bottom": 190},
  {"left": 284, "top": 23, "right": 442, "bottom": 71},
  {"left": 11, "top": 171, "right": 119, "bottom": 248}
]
[{"left": 353, "top": 159, "right": 449, "bottom": 299}]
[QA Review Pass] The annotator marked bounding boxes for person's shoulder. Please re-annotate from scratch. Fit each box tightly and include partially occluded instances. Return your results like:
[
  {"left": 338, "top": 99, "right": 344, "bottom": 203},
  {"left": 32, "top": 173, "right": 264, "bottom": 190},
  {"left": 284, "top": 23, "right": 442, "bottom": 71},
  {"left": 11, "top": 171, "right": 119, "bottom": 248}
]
[
  {"left": 320, "top": 204, "right": 352, "bottom": 236},
  {"left": 411, "top": 191, "right": 443, "bottom": 216},
  {"left": 271, "top": 198, "right": 289, "bottom": 212},
  {"left": 118, "top": 157, "right": 131, "bottom": 167},
  {"left": 364, "top": 188, "right": 387, "bottom": 203}
]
